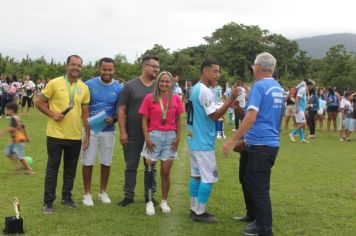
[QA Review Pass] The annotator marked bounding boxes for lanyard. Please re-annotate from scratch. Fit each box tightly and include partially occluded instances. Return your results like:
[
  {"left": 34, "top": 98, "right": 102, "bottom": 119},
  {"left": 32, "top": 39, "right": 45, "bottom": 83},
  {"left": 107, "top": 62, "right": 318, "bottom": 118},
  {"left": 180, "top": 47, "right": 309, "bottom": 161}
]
[
  {"left": 64, "top": 76, "right": 77, "bottom": 105},
  {"left": 159, "top": 97, "right": 169, "bottom": 122}
]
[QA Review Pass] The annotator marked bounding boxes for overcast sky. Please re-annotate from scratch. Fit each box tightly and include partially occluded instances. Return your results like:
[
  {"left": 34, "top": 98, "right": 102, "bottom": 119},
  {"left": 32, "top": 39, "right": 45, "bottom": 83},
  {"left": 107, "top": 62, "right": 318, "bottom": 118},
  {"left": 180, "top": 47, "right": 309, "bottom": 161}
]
[{"left": 1, "top": 0, "right": 354, "bottom": 64}]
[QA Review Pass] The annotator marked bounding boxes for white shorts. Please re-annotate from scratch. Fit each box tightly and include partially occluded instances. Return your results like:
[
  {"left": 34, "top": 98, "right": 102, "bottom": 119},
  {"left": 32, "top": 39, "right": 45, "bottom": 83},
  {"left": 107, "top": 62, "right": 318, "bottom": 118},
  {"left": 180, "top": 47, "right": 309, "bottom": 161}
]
[
  {"left": 295, "top": 111, "right": 306, "bottom": 123},
  {"left": 189, "top": 150, "right": 218, "bottom": 183},
  {"left": 337, "top": 114, "right": 352, "bottom": 131},
  {"left": 350, "top": 119, "right": 356, "bottom": 132},
  {"left": 81, "top": 130, "right": 116, "bottom": 166}
]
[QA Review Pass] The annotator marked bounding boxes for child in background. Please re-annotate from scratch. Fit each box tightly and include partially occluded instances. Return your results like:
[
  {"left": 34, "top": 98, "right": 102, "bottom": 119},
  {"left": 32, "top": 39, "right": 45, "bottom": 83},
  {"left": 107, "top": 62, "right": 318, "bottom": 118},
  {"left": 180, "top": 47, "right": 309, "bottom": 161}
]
[{"left": 0, "top": 102, "right": 33, "bottom": 174}]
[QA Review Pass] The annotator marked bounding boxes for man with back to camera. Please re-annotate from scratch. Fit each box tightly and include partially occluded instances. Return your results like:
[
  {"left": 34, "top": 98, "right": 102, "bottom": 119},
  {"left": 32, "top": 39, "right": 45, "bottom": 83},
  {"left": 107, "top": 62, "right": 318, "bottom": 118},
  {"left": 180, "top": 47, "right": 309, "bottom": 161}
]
[
  {"left": 223, "top": 52, "right": 284, "bottom": 236},
  {"left": 118, "top": 56, "right": 160, "bottom": 207},
  {"left": 81, "top": 57, "right": 122, "bottom": 206},
  {"left": 36, "top": 55, "right": 90, "bottom": 213}
]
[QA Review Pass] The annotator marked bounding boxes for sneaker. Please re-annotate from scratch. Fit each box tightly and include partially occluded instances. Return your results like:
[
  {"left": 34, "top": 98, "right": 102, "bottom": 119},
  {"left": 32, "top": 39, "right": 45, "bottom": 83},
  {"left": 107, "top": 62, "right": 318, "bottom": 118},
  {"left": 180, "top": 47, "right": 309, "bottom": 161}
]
[
  {"left": 145, "top": 197, "right": 158, "bottom": 206},
  {"left": 232, "top": 128, "right": 236, "bottom": 132},
  {"left": 119, "top": 197, "right": 134, "bottom": 207},
  {"left": 146, "top": 201, "right": 155, "bottom": 216},
  {"left": 98, "top": 192, "right": 111, "bottom": 204},
  {"left": 43, "top": 203, "right": 55, "bottom": 214},
  {"left": 232, "top": 214, "right": 255, "bottom": 222},
  {"left": 243, "top": 221, "right": 258, "bottom": 236},
  {"left": 61, "top": 199, "right": 78, "bottom": 209},
  {"left": 300, "top": 139, "right": 309, "bottom": 143},
  {"left": 83, "top": 193, "right": 94, "bottom": 206},
  {"left": 221, "top": 132, "right": 226, "bottom": 139},
  {"left": 192, "top": 212, "right": 218, "bottom": 223},
  {"left": 289, "top": 134, "right": 296, "bottom": 143},
  {"left": 307, "top": 135, "right": 315, "bottom": 139},
  {"left": 345, "top": 137, "right": 351, "bottom": 141},
  {"left": 339, "top": 138, "right": 345, "bottom": 142},
  {"left": 189, "top": 209, "right": 196, "bottom": 218},
  {"left": 160, "top": 200, "right": 171, "bottom": 213}
]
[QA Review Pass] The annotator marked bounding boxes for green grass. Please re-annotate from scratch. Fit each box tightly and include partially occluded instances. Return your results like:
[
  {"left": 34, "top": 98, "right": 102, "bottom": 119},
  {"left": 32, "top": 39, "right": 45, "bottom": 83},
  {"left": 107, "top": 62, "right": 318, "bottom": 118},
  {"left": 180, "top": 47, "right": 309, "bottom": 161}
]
[{"left": 0, "top": 110, "right": 355, "bottom": 235}]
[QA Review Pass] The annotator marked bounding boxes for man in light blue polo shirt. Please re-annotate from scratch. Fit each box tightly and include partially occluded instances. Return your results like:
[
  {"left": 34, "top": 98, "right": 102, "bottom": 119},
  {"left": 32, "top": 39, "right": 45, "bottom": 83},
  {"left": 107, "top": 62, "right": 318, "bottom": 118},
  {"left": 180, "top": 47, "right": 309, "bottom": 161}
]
[
  {"left": 187, "top": 59, "right": 238, "bottom": 223},
  {"left": 223, "top": 52, "right": 284, "bottom": 236}
]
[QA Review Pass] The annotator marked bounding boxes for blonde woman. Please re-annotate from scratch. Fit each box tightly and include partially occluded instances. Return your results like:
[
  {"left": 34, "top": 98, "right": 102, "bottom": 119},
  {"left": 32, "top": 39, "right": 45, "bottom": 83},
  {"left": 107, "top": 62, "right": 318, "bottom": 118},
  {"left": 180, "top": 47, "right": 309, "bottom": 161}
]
[{"left": 139, "top": 71, "right": 184, "bottom": 216}]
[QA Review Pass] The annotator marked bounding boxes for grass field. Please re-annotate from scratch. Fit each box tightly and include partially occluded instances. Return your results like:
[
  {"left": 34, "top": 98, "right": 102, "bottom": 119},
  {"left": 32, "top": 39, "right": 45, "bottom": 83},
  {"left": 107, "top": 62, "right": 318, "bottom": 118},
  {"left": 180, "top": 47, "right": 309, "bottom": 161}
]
[{"left": 0, "top": 110, "right": 355, "bottom": 236}]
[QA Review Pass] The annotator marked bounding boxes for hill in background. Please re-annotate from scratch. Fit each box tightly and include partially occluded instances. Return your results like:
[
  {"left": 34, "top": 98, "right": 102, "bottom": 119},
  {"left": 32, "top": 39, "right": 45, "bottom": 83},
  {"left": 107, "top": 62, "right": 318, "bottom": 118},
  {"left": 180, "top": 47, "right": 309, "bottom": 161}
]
[{"left": 294, "top": 33, "right": 356, "bottom": 58}]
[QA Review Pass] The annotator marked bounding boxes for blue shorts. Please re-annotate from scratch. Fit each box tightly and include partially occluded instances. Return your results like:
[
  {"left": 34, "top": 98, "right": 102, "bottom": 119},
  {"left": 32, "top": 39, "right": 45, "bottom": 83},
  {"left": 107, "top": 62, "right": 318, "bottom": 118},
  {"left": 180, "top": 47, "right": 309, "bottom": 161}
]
[
  {"left": 141, "top": 130, "right": 177, "bottom": 161},
  {"left": 6, "top": 143, "right": 25, "bottom": 160}
]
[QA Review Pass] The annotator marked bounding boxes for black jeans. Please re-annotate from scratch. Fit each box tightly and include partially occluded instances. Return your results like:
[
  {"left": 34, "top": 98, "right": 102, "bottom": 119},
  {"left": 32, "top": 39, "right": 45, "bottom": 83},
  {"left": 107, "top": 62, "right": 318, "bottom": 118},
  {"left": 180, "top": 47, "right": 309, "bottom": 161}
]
[
  {"left": 244, "top": 145, "right": 279, "bottom": 236},
  {"left": 308, "top": 110, "right": 317, "bottom": 135},
  {"left": 239, "top": 150, "right": 255, "bottom": 219},
  {"left": 44, "top": 137, "right": 82, "bottom": 204},
  {"left": 123, "top": 141, "right": 157, "bottom": 199}
]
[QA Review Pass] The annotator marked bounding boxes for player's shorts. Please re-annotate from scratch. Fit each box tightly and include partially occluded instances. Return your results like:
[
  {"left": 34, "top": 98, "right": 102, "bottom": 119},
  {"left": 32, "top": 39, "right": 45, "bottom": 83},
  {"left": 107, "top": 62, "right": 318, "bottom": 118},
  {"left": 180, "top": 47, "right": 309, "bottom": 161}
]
[
  {"left": 189, "top": 150, "right": 218, "bottom": 183},
  {"left": 295, "top": 110, "right": 306, "bottom": 123},
  {"left": 285, "top": 105, "right": 295, "bottom": 116},
  {"left": 6, "top": 143, "right": 25, "bottom": 160},
  {"left": 81, "top": 130, "right": 115, "bottom": 166},
  {"left": 141, "top": 130, "right": 177, "bottom": 161}
]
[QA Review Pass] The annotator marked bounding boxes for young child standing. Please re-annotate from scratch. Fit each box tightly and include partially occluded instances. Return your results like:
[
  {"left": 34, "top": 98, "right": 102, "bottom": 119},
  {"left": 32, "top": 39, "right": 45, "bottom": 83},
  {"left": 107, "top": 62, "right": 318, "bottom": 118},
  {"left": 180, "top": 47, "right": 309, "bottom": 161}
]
[{"left": 0, "top": 102, "right": 33, "bottom": 174}]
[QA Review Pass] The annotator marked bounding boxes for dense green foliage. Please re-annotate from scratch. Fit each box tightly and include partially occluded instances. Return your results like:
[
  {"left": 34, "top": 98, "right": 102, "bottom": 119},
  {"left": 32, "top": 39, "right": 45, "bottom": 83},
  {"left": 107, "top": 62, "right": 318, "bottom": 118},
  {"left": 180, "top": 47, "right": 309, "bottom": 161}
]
[{"left": 1, "top": 22, "right": 356, "bottom": 90}]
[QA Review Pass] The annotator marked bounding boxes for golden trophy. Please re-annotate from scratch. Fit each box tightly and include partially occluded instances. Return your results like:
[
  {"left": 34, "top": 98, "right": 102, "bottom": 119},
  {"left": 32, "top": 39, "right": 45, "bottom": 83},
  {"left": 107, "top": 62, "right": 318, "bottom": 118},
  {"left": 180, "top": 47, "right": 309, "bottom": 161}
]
[{"left": 3, "top": 197, "right": 24, "bottom": 234}]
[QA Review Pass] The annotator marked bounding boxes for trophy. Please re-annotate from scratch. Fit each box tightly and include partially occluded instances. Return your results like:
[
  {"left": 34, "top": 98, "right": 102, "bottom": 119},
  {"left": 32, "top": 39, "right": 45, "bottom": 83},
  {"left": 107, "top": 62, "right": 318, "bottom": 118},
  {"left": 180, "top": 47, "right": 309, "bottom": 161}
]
[{"left": 3, "top": 197, "right": 24, "bottom": 234}]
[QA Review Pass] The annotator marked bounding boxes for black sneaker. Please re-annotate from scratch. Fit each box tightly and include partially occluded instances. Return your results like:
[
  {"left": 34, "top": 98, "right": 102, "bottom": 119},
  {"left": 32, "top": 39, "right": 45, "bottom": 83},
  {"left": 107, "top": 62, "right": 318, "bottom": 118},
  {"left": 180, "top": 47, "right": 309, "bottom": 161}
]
[
  {"left": 232, "top": 214, "right": 255, "bottom": 222},
  {"left": 189, "top": 210, "right": 196, "bottom": 218},
  {"left": 119, "top": 197, "right": 134, "bottom": 207},
  {"left": 243, "top": 221, "right": 258, "bottom": 236},
  {"left": 145, "top": 197, "right": 158, "bottom": 206},
  {"left": 43, "top": 203, "right": 55, "bottom": 214},
  {"left": 192, "top": 212, "right": 218, "bottom": 223},
  {"left": 61, "top": 199, "right": 78, "bottom": 209}
]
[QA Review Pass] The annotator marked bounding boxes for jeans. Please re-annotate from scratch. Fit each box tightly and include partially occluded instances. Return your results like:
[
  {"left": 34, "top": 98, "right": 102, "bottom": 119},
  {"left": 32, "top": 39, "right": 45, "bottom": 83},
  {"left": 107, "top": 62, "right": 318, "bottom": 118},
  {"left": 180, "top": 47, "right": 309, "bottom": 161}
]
[
  {"left": 244, "top": 145, "right": 279, "bottom": 236},
  {"left": 308, "top": 110, "right": 317, "bottom": 135},
  {"left": 44, "top": 137, "right": 82, "bottom": 204},
  {"left": 239, "top": 150, "right": 255, "bottom": 219},
  {"left": 123, "top": 141, "right": 157, "bottom": 199}
]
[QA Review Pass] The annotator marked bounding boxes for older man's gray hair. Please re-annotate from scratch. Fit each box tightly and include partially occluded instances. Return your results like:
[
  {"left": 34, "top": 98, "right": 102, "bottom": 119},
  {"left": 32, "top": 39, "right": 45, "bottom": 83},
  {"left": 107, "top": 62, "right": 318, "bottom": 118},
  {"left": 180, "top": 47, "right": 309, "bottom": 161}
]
[{"left": 254, "top": 52, "right": 276, "bottom": 73}]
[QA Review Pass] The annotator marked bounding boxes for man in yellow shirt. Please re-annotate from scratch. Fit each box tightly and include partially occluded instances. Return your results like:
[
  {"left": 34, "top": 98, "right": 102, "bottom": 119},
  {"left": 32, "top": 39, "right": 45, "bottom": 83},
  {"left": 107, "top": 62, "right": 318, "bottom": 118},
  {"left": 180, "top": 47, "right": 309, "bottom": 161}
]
[{"left": 35, "top": 55, "right": 90, "bottom": 213}]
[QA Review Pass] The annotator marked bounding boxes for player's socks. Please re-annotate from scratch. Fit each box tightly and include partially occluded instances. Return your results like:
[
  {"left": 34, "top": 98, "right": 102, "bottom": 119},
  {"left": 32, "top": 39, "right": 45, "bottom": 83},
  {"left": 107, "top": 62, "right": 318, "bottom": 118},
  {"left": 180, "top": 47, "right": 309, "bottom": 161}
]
[
  {"left": 196, "top": 183, "right": 213, "bottom": 215},
  {"left": 291, "top": 129, "right": 298, "bottom": 136},
  {"left": 189, "top": 177, "right": 201, "bottom": 211},
  {"left": 300, "top": 129, "right": 305, "bottom": 140}
]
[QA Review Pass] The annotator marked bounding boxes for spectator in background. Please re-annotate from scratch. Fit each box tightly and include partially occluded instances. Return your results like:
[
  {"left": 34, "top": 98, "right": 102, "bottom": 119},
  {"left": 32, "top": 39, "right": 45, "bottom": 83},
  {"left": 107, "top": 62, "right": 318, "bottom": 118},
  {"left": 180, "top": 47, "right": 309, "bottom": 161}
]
[
  {"left": 307, "top": 81, "right": 319, "bottom": 138},
  {"left": 326, "top": 86, "right": 340, "bottom": 132},
  {"left": 338, "top": 91, "right": 353, "bottom": 141},
  {"left": 173, "top": 74, "right": 183, "bottom": 99},
  {"left": 183, "top": 80, "right": 192, "bottom": 113},
  {"left": 316, "top": 88, "right": 327, "bottom": 131},
  {"left": 284, "top": 86, "right": 296, "bottom": 132},
  {"left": 21, "top": 75, "right": 36, "bottom": 115}
]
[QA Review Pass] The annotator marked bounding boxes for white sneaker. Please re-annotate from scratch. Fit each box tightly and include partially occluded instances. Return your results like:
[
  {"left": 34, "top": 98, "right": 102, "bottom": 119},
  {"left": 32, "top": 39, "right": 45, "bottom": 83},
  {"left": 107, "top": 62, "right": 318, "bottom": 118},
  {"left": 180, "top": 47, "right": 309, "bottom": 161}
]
[
  {"left": 289, "top": 134, "right": 296, "bottom": 143},
  {"left": 160, "top": 200, "right": 171, "bottom": 213},
  {"left": 98, "top": 192, "right": 111, "bottom": 204},
  {"left": 146, "top": 201, "right": 155, "bottom": 216},
  {"left": 83, "top": 193, "right": 94, "bottom": 206}
]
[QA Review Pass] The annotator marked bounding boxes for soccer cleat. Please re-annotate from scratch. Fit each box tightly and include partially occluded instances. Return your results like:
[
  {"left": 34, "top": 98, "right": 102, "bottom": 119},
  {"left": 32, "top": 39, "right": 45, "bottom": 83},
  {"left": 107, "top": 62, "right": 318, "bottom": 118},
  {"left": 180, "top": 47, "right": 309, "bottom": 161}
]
[
  {"left": 146, "top": 201, "right": 155, "bottom": 216},
  {"left": 192, "top": 212, "right": 218, "bottom": 223},
  {"left": 83, "top": 193, "right": 94, "bottom": 206},
  {"left": 160, "top": 200, "right": 171, "bottom": 213},
  {"left": 98, "top": 192, "right": 111, "bottom": 204},
  {"left": 289, "top": 134, "right": 296, "bottom": 143}
]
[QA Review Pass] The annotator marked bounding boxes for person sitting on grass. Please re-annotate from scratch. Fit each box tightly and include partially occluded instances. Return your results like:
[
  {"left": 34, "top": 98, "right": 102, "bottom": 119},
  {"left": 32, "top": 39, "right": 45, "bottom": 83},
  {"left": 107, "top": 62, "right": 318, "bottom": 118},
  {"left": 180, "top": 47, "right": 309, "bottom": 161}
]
[{"left": 0, "top": 102, "right": 33, "bottom": 175}]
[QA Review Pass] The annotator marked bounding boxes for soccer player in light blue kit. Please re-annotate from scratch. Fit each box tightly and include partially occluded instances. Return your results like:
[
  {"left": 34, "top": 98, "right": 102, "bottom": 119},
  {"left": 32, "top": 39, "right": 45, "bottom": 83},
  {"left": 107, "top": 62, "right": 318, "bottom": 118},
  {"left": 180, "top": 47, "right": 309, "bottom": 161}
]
[
  {"left": 289, "top": 79, "right": 315, "bottom": 143},
  {"left": 82, "top": 58, "right": 122, "bottom": 206},
  {"left": 187, "top": 59, "right": 238, "bottom": 223},
  {"left": 223, "top": 52, "right": 284, "bottom": 235}
]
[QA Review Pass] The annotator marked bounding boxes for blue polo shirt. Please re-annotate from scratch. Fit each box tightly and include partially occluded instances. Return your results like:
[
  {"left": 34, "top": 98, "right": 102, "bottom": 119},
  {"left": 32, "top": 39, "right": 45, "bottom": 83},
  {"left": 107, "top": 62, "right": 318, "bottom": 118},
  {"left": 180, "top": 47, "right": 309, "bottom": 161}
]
[
  {"left": 85, "top": 77, "right": 122, "bottom": 132},
  {"left": 244, "top": 78, "right": 284, "bottom": 147}
]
